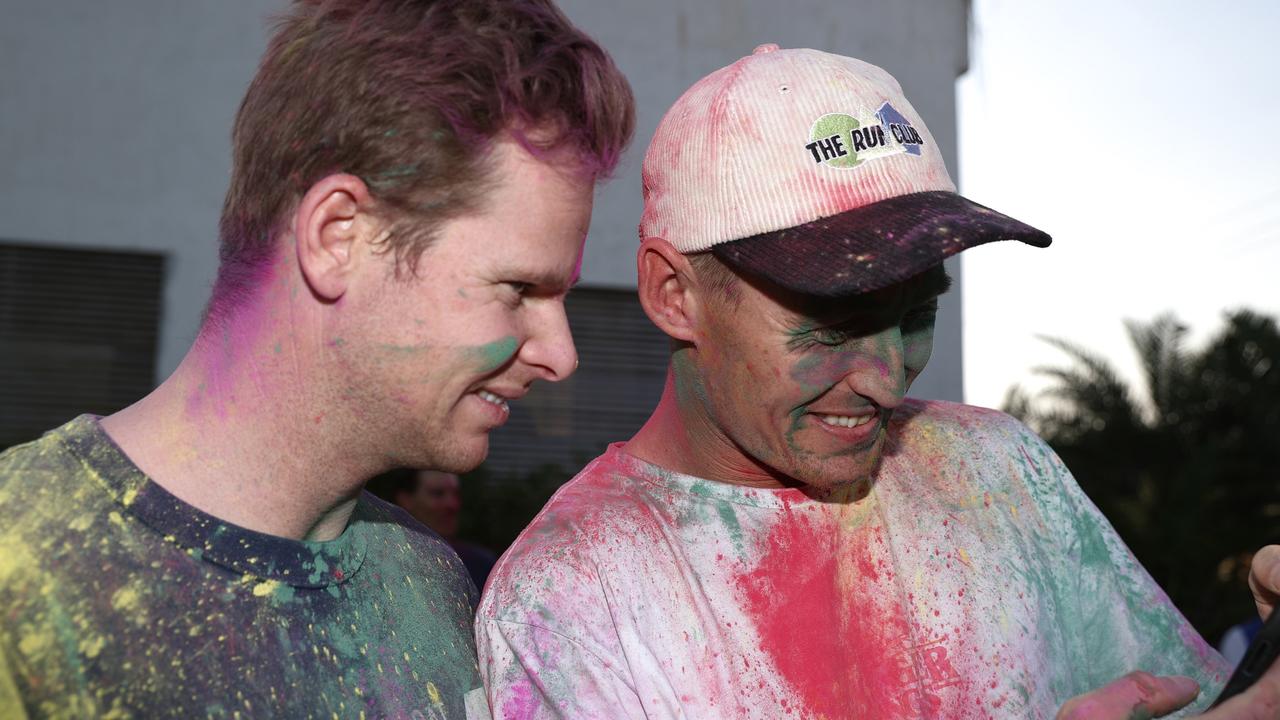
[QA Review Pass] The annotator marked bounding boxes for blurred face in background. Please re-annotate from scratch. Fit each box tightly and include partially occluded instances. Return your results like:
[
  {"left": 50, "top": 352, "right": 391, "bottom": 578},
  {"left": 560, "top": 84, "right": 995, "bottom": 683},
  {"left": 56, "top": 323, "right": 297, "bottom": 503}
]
[{"left": 398, "top": 470, "right": 463, "bottom": 539}]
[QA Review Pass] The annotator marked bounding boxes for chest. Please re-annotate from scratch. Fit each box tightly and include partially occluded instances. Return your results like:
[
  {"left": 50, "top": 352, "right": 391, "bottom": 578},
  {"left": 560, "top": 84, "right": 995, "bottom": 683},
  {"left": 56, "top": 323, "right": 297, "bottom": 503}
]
[
  {"left": 605, "top": 494, "right": 1065, "bottom": 719},
  {"left": 15, "top": 544, "right": 481, "bottom": 719}
]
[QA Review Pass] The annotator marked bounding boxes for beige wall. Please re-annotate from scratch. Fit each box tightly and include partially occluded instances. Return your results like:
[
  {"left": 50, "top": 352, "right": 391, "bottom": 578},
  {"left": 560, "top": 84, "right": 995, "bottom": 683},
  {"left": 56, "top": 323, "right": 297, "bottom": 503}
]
[{"left": 0, "top": 0, "right": 970, "bottom": 400}]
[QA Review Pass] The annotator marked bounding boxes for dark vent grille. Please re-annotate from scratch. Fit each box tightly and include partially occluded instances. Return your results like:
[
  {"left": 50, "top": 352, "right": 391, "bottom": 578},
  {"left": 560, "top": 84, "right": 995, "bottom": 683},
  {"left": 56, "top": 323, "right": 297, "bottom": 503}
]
[
  {"left": 482, "top": 286, "right": 668, "bottom": 476},
  {"left": 0, "top": 242, "right": 165, "bottom": 450}
]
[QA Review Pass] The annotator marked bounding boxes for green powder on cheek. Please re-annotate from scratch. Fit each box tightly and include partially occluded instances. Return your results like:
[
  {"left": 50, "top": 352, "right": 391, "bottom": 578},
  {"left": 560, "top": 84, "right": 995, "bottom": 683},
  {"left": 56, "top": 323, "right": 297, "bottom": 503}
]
[
  {"left": 790, "top": 353, "right": 831, "bottom": 394},
  {"left": 466, "top": 336, "right": 518, "bottom": 374},
  {"left": 784, "top": 406, "right": 808, "bottom": 452}
]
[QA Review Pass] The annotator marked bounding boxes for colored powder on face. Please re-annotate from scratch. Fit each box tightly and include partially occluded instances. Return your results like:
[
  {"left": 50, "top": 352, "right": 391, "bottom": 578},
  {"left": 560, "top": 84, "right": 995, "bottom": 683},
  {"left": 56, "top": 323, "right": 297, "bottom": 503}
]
[
  {"left": 788, "top": 351, "right": 832, "bottom": 394},
  {"left": 671, "top": 350, "right": 710, "bottom": 412},
  {"left": 466, "top": 336, "right": 518, "bottom": 375}
]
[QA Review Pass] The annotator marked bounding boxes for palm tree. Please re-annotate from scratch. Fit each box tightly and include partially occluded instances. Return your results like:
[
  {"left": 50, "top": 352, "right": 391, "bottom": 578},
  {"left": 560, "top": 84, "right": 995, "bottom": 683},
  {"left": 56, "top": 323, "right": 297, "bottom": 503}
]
[{"left": 1005, "top": 310, "right": 1280, "bottom": 643}]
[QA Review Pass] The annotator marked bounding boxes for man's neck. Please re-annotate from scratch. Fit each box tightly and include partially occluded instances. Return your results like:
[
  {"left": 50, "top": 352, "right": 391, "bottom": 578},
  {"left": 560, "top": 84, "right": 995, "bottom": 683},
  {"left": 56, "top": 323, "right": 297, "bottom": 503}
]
[
  {"left": 101, "top": 303, "right": 374, "bottom": 542},
  {"left": 625, "top": 365, "right": 788, "bottom": 489}
]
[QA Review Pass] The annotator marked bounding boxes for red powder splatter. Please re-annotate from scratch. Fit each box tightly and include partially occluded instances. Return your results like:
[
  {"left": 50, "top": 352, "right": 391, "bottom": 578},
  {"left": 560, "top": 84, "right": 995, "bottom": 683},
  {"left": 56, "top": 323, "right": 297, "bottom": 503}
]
[{"left": 737, "top": 510, "right": 919, "bottom": 719}]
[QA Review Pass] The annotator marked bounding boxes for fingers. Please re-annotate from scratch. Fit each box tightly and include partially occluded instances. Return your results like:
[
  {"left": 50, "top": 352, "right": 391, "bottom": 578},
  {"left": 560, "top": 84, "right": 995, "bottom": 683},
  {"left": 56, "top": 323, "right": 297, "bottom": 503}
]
[
  {"left": 1201, "top": 652, "right": 1280, "bottom": 719},
  {"left": 1057, "top": 672, "right": 1199, "bottom": 720},
  {"left": 1249, "top": 546, "right": 1280, "bottom": 620}
]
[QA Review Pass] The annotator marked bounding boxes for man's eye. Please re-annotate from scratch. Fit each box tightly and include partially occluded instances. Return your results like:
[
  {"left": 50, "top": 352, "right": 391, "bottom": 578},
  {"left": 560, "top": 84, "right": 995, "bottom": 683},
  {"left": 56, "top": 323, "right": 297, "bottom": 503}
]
[
  {"left": 902, "top": 303, "right": 939, "bottom": 330},
  {"left": 506, "top": 282, "right": 531, "bottom": 295},
  {"left": 811, "top": 327, "right": 851, "bottom": 346},
  {"left": 789, "top": 326, "right": 850, "bottom": 351}
]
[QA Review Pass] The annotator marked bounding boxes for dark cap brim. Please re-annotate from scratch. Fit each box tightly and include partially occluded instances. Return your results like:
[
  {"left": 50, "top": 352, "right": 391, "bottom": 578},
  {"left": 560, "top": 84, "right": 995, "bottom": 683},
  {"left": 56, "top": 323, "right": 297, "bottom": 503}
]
[{"left": 710, "top": 190, "right": 1051, "bottom": 297}]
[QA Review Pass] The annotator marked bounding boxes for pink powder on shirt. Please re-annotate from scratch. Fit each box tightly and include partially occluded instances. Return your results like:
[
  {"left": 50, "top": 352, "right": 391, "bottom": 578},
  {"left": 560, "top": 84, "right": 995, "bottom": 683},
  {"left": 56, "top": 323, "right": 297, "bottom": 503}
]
[{"left": 737, "top": 508, "right": 919, "bottom": 718}]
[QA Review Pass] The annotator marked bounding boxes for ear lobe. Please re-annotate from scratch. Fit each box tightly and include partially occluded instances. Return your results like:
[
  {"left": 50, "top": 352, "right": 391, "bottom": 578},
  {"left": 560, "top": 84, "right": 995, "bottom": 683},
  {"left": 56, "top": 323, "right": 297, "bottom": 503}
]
[
  {"left": 294, "top": 174, "right": 376, "bottom": 302},
  {"left": 637, "top": 237, "right": 697, "bottom": 343}
]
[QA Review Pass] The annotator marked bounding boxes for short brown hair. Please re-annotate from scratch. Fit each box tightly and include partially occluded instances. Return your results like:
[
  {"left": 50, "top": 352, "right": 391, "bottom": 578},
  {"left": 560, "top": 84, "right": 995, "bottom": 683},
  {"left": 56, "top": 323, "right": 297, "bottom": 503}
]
[
  {"left": 687, "top": 251, "right": 742, "bottom": 302},
  {"left": 211, "top": 0, "right": 635, "bottom": 322}
]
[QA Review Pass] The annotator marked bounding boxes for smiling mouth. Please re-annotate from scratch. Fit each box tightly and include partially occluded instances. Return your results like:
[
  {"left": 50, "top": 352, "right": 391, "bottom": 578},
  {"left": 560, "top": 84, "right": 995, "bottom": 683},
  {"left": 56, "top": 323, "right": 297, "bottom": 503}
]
[
  {"left": 816, "top": 413, "right": 876, "bottom": 429},
  {"left": 476, "top": 390, "right": 510, "bottom": 413}
]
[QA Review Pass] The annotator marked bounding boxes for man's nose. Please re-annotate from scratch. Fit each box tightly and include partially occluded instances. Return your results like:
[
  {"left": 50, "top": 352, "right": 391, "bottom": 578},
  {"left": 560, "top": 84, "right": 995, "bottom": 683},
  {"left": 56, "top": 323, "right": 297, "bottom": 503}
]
[
  {"left": 843, "top": 326, "right": 907, "bottom": 408},
  {"left": 519, "top": 301, "right": 578, "bottom": 382}
]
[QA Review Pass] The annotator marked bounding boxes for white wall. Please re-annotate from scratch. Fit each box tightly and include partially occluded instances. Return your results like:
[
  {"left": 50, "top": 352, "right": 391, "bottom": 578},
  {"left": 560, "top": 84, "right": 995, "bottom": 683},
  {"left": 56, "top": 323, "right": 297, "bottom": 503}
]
[
  {"left": 0, "top": 2, "right": 277, "bottom": 376},
  {"left": 0, "top": 0, "right": 969, "bottom": 401}
]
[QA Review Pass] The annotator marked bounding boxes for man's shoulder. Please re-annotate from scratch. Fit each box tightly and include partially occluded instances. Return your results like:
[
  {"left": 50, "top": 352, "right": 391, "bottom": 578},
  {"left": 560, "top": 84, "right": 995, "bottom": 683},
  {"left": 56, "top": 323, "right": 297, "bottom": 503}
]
[
  {"left": 893, "top": 398, "right": 1042, "bottom": 452},
  {"left": 890, "top": 399, "right": 1078, "bottom": 511},
  {"left": 0, "top": 417, "right": 98, "bottom": 516},
  {"left": 480, "top": 449, "right": 647, "bottom": 605},
  {"left": 356, "top": 490, "right": 459, "bottom": 556},
  {"left": 0, "top": 418, "right": 121, "bottom": 616},
  {"left": 515, "top": 446, "right": 650, "bottom": 534},
  {"left": 354, "top": 491, "right": 478, "bottom": 594}
]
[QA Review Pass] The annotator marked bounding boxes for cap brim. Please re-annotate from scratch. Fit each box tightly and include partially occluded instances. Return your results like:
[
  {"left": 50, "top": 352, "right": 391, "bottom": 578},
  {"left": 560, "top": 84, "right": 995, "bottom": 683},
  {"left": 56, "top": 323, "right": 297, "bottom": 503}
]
[{"left": 710, "top": 190, "right": 1051, "bottom": 297}]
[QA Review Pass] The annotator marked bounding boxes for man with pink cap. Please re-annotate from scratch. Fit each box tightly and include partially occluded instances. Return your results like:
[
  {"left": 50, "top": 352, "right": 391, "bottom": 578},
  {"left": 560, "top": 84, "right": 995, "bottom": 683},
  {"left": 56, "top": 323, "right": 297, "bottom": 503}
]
[{"left": 478, "top": 45, "right": 1280, "bottom": 719}]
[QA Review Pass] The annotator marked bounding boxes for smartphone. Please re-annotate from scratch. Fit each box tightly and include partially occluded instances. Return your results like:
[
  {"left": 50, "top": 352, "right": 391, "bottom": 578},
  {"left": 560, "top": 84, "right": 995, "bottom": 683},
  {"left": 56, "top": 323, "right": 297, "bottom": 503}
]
[{"left": 1209, "top": 610, "right": 1280, "bottom": 708}]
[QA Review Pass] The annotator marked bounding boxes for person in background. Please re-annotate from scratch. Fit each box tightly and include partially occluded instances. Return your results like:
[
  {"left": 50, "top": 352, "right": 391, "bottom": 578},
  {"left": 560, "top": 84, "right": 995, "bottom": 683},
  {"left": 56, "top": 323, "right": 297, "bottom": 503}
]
[
  {"left": 0, "top": 1, "right": 633, "bottom": 717},
  {"left": 369, "top": 468, "right": 498, "bottom": 591},
  {"left": 1220, "top": 551, "right": 1266, "bottom": 667}
]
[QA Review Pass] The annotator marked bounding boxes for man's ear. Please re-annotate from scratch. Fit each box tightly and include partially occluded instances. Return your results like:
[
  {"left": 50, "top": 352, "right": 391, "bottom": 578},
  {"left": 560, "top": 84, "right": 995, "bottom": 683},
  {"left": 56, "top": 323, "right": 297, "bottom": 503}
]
[
  {"left": 294, "top": 173, "right": 377, "bottom": 301},
  {"left": 637, "top": 237, "right": 699, "bottom": 343}
]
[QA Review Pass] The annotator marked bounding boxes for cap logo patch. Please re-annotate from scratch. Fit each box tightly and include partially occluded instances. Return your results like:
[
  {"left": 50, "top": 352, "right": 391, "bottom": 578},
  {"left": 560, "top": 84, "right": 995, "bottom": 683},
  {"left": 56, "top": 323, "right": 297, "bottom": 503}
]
[{"left": 804, "top": 101, "right": 925, "bottom": 169}]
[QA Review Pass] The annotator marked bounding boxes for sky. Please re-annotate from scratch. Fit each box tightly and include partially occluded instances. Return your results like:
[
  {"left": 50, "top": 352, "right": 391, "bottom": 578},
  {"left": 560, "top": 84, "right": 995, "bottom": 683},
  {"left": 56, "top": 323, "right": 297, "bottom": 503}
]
[{"left": 958, "top": 0, "right": 1280, "bottom": 410}]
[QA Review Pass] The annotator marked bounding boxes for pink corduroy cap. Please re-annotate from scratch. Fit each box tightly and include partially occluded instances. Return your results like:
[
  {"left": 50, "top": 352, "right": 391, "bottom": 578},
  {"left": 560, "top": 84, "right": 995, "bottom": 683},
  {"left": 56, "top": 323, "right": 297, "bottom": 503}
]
[{"left": 639, "top": 44, "right": 1050, "bottom": 297}]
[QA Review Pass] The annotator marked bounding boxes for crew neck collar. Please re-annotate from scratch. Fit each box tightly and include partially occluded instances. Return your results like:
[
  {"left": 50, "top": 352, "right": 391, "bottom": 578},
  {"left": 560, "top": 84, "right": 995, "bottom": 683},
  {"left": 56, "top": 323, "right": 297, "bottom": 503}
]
[
  {"left": 57, "top": 415, "right": 367, "bottom": 588},
  {"left": 609, "top": 443, "right": 873, "bottom": 510}
]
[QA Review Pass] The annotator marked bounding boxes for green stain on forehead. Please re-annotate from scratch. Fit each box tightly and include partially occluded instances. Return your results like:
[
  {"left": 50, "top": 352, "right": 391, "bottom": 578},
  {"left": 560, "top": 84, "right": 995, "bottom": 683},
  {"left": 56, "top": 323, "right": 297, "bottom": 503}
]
[{"left": 467, "top": 336, "right": 518, "bottom": 374}]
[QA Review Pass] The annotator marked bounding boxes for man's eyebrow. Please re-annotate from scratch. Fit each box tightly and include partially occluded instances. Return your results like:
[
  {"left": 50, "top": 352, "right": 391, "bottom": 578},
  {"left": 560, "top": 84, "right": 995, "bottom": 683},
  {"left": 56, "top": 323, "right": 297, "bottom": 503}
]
[{"left": 504, "top": 267, "right": 577, "bottom": 292}]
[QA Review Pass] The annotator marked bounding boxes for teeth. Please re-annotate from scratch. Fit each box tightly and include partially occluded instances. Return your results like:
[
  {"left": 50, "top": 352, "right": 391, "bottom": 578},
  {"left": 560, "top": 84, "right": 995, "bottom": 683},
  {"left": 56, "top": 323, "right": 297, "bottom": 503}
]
[
  {"left": 477, "top": 390, "right": 509, "bottom": 411},
  {"left": 818, "top": 414, "right": 874, "bottom": 428}
]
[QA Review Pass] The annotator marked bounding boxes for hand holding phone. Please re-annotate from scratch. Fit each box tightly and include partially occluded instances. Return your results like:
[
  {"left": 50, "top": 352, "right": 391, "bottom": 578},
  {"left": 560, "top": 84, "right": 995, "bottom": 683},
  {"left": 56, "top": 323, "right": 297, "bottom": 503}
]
[{"left": 1209, "top": 609, "right": 1280, "bottom": 709}]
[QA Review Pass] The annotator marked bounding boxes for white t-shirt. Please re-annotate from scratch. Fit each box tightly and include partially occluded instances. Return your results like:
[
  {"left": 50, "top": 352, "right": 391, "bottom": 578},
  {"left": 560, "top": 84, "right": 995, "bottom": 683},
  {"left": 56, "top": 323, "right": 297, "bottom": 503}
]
[{"left": 477, "top": 400, "right": 1227, "bottom": 719}]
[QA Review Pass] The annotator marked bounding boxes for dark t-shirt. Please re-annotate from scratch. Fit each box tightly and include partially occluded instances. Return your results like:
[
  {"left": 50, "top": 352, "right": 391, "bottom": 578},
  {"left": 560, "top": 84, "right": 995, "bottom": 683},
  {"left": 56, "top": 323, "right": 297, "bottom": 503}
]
[
  {"left": 451, "top": 541, "right": 497, "bottom": 593},
  {"left": 0, "top": 416, "right": 485, "bottom": 719}
]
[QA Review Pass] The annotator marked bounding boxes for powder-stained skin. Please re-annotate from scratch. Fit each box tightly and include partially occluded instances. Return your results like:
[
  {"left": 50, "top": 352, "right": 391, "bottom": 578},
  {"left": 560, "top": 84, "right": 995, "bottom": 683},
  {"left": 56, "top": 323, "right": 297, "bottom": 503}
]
[
  {"left": 477, "top": 401, "right": 1228, "bottom": 719},
  {"left": 0, "top": 417, "right": 483, "bottom": 719}
]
